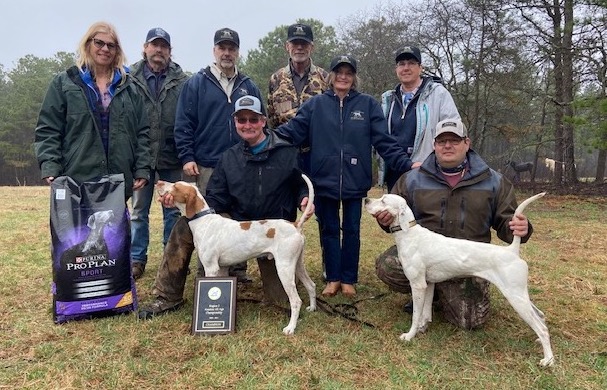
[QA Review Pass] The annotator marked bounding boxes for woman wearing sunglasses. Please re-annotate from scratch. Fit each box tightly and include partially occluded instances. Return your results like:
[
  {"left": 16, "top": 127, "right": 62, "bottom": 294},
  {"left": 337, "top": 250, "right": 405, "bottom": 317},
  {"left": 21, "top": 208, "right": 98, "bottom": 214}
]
[{"left": 35, "top": 21, "right": 151, "bottom": 200}]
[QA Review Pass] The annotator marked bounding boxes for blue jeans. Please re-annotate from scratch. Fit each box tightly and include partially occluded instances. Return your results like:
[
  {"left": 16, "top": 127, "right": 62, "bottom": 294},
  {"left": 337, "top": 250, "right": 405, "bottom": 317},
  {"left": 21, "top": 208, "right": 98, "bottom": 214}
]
[
  {"left": 130, "top": 169, "right": 182, "bottom": 264},
  {"left": 314, "top": 196, "right": 362, "bottom": 284}
]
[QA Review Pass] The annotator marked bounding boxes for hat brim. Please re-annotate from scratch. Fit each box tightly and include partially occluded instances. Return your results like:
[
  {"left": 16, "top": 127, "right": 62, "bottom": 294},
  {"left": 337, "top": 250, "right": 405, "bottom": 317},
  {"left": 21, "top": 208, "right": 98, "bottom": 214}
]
[
  {"left": 232, "top": 109, "right": 263, "bottom": 116},
  {"left": 215, "top": 40, "right": 239, "bottom": 47},
  {"left": 287, "top": 37, "right": 312, "bottom": 43},
  {"left": 147, "top": 37, "right": 170, "bottom": 45},
  {"left": 331, "top": 63, "right": 356, "bottom": 73},
  {"left": 395, "top": 53, "right": 421, "bottom": 63}
]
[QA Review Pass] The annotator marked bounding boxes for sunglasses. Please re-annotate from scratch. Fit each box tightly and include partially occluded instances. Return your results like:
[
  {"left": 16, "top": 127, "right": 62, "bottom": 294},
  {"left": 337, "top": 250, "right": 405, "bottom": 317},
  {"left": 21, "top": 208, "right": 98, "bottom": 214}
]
[
  {"left": 235, "top": 117, "right": 262, "bottom": 124},
  {"left": 91, "top": 38, "right": 118, "bottom": 51}
]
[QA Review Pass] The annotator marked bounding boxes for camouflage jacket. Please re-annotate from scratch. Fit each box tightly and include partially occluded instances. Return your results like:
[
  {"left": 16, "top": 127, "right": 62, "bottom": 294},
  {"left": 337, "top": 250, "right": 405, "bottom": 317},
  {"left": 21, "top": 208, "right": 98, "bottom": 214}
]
[{"left": 267, "top": 60, "right": 328, "bottom": 128}]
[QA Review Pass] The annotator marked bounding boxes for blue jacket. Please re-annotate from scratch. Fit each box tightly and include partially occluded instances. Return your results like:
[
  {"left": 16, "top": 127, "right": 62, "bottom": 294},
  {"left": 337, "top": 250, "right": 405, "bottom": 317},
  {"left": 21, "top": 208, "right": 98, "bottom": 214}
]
[
  {"left": 174, "top": 66, "right": 263, "bottom": 168},
  {"left": 274, "top": 89, "right": 410, "bottom": 200}
]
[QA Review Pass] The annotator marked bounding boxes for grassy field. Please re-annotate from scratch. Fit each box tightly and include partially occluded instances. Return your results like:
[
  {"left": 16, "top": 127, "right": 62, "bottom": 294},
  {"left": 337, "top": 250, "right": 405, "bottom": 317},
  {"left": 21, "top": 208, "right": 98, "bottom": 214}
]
[{"left": 0, "top": 186, "right": 605, "bottom": 389}]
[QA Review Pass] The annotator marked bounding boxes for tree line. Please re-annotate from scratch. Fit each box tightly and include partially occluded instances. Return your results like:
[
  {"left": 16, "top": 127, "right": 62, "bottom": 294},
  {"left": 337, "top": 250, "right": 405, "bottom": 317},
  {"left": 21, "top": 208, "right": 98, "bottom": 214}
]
[{"left": 0, "top": 0, "right": 605, "bottom": 186}]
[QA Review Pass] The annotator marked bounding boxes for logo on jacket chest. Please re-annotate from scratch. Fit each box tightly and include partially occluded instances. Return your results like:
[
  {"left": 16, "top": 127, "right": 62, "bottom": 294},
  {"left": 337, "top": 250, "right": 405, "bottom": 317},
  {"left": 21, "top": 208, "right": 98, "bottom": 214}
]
[{"left": 349, "top": 111, "right": 365, "bottom": 121}]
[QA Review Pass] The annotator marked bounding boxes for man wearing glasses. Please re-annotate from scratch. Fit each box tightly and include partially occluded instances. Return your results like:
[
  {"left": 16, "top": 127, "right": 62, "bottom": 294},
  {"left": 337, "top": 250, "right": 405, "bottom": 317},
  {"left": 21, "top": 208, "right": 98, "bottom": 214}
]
[
  {"left": 380, "top": 44, "right": 460, "bottom": 190},
  {"left": 374, "top": 119, "right": 534, "bottom": 330},
  {"left": 140, "top": 96, "right": 312, "bottom": 318},
  {"left": 174, "top": 28, "right": 263, "bottom": 282}
]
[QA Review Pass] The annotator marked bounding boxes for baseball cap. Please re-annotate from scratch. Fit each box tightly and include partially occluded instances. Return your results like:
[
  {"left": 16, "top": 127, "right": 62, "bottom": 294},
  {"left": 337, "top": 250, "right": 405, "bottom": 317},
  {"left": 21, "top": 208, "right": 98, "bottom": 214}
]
[
  {"left": 214, "top": 28, "right": 240, "bottom": 47},
  {"left": 146, "top": 27, "right": 171, "bottom": 45},
  {"left": 434, "top": 119, "right": 467, "bottom": 139},
  {"left": 287, "top": 23, "right": 313, "bottom": 43},
  {"left": 233, "top": 96, "right": 263, "bottom": 116},
  {"left": 395, "top": 44, "right": 422, "bottom": 63},
  {"left": 329, "top": 55, "right": 358, "bottom": 72}
]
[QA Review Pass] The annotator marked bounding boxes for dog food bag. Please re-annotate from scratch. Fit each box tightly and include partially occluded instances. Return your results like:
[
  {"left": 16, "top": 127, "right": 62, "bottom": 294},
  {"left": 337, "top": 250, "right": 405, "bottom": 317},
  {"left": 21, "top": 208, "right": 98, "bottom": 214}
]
[{"left": 50, "top": 174, "right": 137, "bottom": 323}]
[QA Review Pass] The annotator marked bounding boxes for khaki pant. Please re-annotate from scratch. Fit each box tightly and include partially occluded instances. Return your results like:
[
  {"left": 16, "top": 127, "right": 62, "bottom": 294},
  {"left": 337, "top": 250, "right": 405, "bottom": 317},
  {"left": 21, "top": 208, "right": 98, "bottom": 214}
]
[{"left": 375, "top": 245, "right": 490, "bottom": 330}]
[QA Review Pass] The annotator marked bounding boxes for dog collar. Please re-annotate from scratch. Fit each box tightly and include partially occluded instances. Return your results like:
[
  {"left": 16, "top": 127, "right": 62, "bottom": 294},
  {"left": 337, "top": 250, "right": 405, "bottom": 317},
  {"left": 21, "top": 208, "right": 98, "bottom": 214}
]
[
  {"left": 389, "top": 220, "right": 417, "bottom": 233},
  {"left": 189, "top": 208, "right": 215, "bottom": 221}
]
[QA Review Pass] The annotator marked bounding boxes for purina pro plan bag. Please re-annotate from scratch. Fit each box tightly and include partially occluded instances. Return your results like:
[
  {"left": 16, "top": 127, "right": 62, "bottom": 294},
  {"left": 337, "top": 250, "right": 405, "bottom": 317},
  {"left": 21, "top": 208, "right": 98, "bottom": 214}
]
[{"left": 50, "top": 174, "right": 137, "bottom": 323}]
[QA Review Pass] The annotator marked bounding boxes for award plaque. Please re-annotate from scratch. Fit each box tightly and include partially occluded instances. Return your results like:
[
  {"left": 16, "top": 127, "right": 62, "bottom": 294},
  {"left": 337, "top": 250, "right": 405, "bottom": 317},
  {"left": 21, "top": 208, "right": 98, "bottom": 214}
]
[{"left": 191, "top": 277, "right": 237, "bottom": 335}]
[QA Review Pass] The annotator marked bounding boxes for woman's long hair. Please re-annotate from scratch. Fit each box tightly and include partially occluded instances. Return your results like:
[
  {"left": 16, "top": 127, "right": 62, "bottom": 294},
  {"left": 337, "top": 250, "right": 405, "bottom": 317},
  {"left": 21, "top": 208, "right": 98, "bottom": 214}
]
[
  {"left": 76, "top": 21, "right": 127, "bottom": 84},
  {"left": 327, "top": 69, "right": 361, "bottom": 91}
]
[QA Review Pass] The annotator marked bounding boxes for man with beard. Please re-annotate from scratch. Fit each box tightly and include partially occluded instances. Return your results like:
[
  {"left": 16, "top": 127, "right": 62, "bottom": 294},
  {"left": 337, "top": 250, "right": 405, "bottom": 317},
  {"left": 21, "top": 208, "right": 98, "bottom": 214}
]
[{"left": 129, "top": 27, "right": 188, "bottom": 279}]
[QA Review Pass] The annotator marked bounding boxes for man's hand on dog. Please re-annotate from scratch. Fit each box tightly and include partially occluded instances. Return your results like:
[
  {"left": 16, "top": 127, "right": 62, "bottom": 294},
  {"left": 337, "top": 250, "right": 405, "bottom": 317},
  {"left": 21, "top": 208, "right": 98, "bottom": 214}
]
[
  {"left": 300, "top": 197, "right": 315, "bottom": 218},
  {"left": 509, "top": 213, "right": 529, "bottom": 237}
]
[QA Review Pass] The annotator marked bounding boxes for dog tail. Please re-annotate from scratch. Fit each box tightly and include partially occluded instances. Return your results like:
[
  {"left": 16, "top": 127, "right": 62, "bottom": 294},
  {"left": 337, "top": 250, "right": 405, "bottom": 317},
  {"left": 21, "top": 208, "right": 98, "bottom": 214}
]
[
  {"left": 296, "top": 174, "right": 315, "bottom": 231},
  {"left": 509, "top": 192, "right": 546, "bottom": 254}
]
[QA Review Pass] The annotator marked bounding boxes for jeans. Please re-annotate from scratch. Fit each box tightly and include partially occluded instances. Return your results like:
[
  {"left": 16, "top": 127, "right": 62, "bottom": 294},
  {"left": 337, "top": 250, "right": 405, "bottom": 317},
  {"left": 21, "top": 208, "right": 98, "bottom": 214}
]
[
  {"left": 314, "top": 196, "right": 362, "bottom": 284},
  {"left": 130, "top": 168, "right": 182, "bottom": 264}
]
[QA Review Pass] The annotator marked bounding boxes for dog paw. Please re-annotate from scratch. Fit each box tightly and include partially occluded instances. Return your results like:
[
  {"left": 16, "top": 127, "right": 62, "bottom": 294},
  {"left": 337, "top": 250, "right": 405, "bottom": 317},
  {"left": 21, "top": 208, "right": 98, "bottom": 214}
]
[
  {"left": 282, "top": 326, "right": 296, "bottom": 335},
  {"left": 306, "top": 305, "right": 316, "bottom": 312},
  {"left": 539, "top": 356, "right": 555, "bottom": 367},
  {"left": 399, "top": 332, "right": 415, "bottom": 341}
]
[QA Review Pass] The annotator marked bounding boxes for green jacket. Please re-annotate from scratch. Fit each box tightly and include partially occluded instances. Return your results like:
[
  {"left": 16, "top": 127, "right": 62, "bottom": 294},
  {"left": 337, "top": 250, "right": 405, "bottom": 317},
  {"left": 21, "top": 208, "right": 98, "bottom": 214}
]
[
  {"left": 35, "top": 66, "right": 151, "bottom": 199},
  {"left": 129, "top": 60, "right": 188, "bottom": 170}
]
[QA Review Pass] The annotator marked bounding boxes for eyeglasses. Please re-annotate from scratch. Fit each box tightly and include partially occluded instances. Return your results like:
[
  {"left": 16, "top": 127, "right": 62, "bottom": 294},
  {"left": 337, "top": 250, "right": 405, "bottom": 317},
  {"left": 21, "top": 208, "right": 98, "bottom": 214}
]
[
  {"left": 435, "top": 137, "right": 466, "bottom": 146},
  {"left": 396, "top": 60, "right": 420, "bottom": 68},
  {"left": 235, "top": 116, "right": 262, "bottom": 124},
  {"left": 91, "top": 38, "right": 118, "bottom": 51}
]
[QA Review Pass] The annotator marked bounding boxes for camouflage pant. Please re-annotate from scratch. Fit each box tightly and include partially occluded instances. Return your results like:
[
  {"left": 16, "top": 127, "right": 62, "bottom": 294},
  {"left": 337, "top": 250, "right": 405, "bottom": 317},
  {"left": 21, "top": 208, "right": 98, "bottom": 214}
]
[{"left": 375, "top": 245, "right": 490, "bottom": 330}]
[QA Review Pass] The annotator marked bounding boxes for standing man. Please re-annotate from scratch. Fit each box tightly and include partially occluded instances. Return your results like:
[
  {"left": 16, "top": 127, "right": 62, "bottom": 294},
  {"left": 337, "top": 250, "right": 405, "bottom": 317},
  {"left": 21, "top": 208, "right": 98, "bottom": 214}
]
[
  {"left": 267, "top": 23, "right": 328, "bottom": 129},
  {"left": 267, "top": 23, "right": 328, "bottom": 279},
  {"left": 129, "top": 27, "right": 188, "bottom": 279},
  {"left": 381, "top": 44, "right": 461, "bottom": 190},
  {"left": 174, "top": 27, "right": 263, "bottom": 281}
]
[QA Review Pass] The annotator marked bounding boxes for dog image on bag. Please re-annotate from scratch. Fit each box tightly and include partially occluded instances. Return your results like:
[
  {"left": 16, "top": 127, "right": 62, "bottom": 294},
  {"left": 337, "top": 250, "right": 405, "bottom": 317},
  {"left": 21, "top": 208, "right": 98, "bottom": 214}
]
[
  {"left": 364, "top": 193, "right": 554, "bottom": 367},
  {"left": 155, "top": 174, "right": 317, "bottom": 335},
  {"left": 59, "top": 210, "right": 114, "bottom": 268}
]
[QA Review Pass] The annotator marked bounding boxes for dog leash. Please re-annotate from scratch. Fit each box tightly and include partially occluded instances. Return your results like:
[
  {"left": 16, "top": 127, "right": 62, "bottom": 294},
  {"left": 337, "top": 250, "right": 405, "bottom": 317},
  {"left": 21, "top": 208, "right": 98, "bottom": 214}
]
[
  {"left": 237, "top": 294, "right": 388, "bottom": 328},
  {"left": 316, "top": 293, "right": 388, "bottom": 328}
]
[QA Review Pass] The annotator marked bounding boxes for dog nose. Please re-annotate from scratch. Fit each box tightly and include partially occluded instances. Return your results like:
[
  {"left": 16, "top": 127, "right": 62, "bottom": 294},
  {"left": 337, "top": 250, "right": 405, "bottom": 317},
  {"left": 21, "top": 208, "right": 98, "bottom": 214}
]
[{"left": 364, "top": 198, "right": 369, "bottom": 204}]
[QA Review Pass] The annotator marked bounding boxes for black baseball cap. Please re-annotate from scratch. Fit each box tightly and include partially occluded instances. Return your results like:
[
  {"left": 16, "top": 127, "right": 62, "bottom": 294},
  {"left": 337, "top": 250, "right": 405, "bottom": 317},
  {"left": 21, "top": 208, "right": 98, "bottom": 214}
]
[
  {"left": 214, "top": 28, "right": 240, "bottom": 47},
  {"left": 330, "top": 55, "right": 357, "bottom": 72},
  {"left": 395, "top": 44, "right": 422, "bottom": 63},
  {"left": 287, "top": 23, "right": 313, "bottom": 43}
]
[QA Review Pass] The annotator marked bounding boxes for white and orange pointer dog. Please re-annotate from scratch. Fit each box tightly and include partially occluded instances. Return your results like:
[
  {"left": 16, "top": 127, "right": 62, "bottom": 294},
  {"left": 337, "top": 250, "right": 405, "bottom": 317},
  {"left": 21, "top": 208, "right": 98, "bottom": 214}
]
[
  {"left": 364, "top": 193, "right": 554, "bottom": 367},
  {"left": 156, "top": 175, "right": 316, "bottom": 335}
]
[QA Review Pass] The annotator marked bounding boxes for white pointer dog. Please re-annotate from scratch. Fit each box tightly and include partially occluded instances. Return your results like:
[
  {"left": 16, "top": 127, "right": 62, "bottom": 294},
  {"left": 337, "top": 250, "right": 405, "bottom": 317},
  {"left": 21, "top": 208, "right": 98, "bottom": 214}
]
[
  {"left": 156, "top": 175, "right": 316, "bottom": 335},
  {"left": 364, "top": 193, "right": 554, "bottom": 367}
]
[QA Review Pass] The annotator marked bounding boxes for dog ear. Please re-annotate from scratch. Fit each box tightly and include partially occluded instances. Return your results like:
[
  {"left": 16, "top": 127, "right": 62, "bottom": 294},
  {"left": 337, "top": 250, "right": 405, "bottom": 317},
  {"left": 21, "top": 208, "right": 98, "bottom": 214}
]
[
  {"left": 87, "top": 214, "right": 95, "bottom": 229},
  {"left": 184, "top": 185, "right": 197, "bottom": 219}
]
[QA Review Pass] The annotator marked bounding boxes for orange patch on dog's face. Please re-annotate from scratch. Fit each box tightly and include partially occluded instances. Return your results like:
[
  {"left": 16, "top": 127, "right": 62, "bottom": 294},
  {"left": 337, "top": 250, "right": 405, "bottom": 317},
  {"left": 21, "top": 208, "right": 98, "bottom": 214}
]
[
  {"left": 240, "top": 222, "right": 252, "bottom": 230},
  {"left": 266, "top": 228, "right": 276, "bottom": 238}
]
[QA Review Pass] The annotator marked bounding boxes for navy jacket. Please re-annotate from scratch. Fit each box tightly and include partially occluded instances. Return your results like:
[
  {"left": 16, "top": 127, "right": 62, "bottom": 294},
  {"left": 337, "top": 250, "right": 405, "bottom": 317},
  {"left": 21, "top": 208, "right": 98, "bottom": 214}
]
[
  {"left": 174, "top": 66, "right": 263, "bottom": 168},
  {"left": 274, "top": 89, "right": 410, "bottom": 200}
]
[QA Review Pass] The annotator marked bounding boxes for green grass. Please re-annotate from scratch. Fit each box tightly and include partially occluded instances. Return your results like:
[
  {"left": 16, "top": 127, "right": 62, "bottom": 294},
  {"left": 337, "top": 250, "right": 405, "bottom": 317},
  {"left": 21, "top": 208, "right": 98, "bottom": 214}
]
[{"left": 0, "top": 186, "right": 605, "bottom": 389}]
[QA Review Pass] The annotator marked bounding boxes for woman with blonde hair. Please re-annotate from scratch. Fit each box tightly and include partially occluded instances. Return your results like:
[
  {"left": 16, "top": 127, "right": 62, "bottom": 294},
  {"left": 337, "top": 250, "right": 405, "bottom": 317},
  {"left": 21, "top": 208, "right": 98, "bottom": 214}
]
[{"left": 35, "top": 21, "right": 151, "bottom": 199}]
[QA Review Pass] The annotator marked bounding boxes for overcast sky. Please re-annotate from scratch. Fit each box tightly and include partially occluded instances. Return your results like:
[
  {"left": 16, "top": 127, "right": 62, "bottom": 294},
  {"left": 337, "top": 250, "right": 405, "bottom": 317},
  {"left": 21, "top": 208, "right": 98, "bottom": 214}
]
[{"left": 2, "top": 0, "right": 375, "bottom": 73}]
